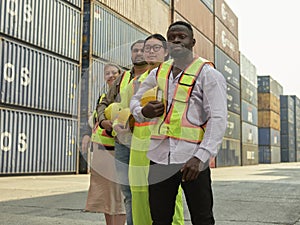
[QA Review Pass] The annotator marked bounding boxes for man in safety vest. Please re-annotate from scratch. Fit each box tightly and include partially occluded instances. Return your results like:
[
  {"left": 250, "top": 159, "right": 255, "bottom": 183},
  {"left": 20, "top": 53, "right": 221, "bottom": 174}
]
[
  {"left": 130, "top": 21, "right": 227, "bottom": 225},
  {"left": 113, "top": 34, "right": 185, "bottom": 225},
  {"left": 96, "top": 40, "right": 148, "bottom": 225}
]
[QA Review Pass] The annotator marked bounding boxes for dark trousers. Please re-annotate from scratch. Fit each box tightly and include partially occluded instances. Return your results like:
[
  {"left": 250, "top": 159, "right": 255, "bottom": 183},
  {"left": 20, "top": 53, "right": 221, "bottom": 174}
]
[{"left": 148, "top": 163, "right": 215, "bottom": 225}]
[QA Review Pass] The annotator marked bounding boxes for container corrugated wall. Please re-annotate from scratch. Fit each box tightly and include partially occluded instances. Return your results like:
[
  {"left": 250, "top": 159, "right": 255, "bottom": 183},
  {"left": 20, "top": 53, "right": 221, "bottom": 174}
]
[
  {"left": 280, "top": 95, "right": 296, "bottom": 162},
  {"left": 217, "top": 138, "right": 241, "bottom": 167},
  {"left": 0, "top": 38, "right": 79, "bottom": 115},
  {"left": 0, "top": 108, "right": 77, "bottom": 174},
  {"left": 241, "top": 77, "right": 257, "bottom": 106},
  {"left": 241, "top": 100, "right": 258, "bottom": 125},
  {"left": 259, "top": 146, "right": 281, "bottom": 164},
  {"left": 95, "top": 0, "right": 169, "bottom": 35},
  {"left": 174, "top": 0, "right": 214, "bottom": 42},
  {"left": 81, "top": 57, "right": 108, "bottom": 118},
  {"left": 291, "top": 96, "right": 300, "bottom": 162},
  {"left": 258, "top": 93, "right": 280, "bottom": 114},
  {"left": 215, "top": 17, "right": 239, "bottom": 64},
  {"left": 242, "top": 122, "right": 258, "bottom": 145},
  {"left": 258, "top": 128, "right": 280, "bottom": 146},
  {"left": 225, "top": 112, "right": 240, "bottom": 140},
  {"left": 257, "top": 75, "right": 283, "bottom": 98},
  {"left": 240, "top": 53, "right": 257, "bottom": 87},
  {"left": 214, "top": 0, "right": 238, "bottom": 38},
  {"left": 63, "top": 0, "right": 83, "bottom": 9},
  {"left": 83, "top": 2, "right": 148, "bottom": 67},
  {"left": 215, "top": 46, "right": 240, "bottom": 89},
  {"left": 201, "top": 0, "right": 214, "bottom": 12},
  {"left": 258, "top": 111, "right": 281, "bottom": 130},
  {"left": 227, "top": 83, "right": 240, "bottom": 114},
  {"left": 241, "top": 144, "right": 258, "bottom": 165},
  {"left": 0, "top": 0, "right": 82, "bottom": 61}
]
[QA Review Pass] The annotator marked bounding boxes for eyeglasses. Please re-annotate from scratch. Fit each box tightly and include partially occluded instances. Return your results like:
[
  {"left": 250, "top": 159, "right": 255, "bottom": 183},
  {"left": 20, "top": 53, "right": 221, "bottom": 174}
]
[{"left": 144, "top": 44, "right": 164, "bottom": 53}]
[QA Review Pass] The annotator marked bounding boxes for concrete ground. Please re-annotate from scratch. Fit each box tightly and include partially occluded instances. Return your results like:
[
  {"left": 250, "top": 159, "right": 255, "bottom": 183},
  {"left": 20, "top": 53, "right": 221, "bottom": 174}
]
[{"left": 0, "top": 162, "right": 300, "bottom": 225}]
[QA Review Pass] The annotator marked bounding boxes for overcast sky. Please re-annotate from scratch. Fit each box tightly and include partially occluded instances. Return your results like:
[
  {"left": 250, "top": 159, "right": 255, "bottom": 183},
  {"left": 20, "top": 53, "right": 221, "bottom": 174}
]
[{"left": 224, "top": 0, "right": 300, "bottom": 98}]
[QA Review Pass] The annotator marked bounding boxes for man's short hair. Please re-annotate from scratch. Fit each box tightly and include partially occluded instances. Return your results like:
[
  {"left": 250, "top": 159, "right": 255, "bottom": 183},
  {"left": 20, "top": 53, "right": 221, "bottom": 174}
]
[
  {"left": 168, "top": 21, "right": 194, "bottom": 37},
  {"left": 131, "top": 39, "right": 145, "bottom": 50}
]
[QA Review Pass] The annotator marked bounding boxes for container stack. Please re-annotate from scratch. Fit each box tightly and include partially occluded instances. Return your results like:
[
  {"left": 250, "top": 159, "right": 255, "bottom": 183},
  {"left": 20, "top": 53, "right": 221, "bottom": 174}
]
[
  {"left": 214, "top": 0, "right": 241, "bottom": 167},
  {"left": 291, "top": 96, "right": 300, "bottom": 162},
  {"left": 280, "top": 96, "right": 296, "bottom": 162},
  {"left": 240, "top": 53, "right": 258, "bottom": 165},
  {"left": 0, "top": 0, "right": 83, "bottom": 174},
  {"left": 257, "top": 75, "right": 283, "bottom": 163}
]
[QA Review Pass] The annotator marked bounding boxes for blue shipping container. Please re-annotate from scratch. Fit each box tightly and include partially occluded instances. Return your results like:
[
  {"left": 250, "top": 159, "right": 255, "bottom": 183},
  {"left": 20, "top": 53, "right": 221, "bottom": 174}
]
[
  {"left": 241, "top": 100, "right": 258, "bottom": 125},
  {"left": 258, "top": 128, "right": 280, "bottom": 147}
]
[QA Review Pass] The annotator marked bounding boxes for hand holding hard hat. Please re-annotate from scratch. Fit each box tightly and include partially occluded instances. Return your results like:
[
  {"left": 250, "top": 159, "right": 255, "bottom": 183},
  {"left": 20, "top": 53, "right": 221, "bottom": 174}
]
[{"left": 140, "top": 86, "right": 164, "bottom": 118}]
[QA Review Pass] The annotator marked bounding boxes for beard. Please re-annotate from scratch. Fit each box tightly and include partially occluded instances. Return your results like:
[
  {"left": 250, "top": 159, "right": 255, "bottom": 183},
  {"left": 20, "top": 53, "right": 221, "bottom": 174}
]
[{"left": 133, "top": 60, "right": 147, "bottom": 66}]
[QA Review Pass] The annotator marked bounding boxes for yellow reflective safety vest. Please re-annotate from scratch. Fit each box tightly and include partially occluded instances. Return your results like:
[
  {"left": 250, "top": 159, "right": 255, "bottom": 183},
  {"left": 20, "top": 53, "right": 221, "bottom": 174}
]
[
  {"left": 150, "top": 57, "right": 214, "bottom": 143},
  {"left": 90, "top": 71, "right": 132, "bottom": 149},
  {"left": 91, "top": 93, "right": 115, "bottom": 149},
  {"left": 129, "top": 71, "right": 184, "bottom": 225}
]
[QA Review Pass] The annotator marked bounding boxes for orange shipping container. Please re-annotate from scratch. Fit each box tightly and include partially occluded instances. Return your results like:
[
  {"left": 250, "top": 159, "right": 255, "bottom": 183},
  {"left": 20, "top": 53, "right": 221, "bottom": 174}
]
[
  {"left": 174, "top": 0, "right": 214, "bottom": 42},
  {"left": 174, "top": 12, "right": 214, "bottom": 62},
  {"left": 214, "top": 0, "right": 238, "bottom": 38},
  {"left": 258, "top": 110, "right": 280, "bottom": 130},
  {"left": 215, "top": 17, "right": 239, "bottom": 64},
  {"left": 95, "top": 0, "right": 170, "bottom": 35},
  {"left": 258, "top": 93, "right": 280, "bottom": 114}
]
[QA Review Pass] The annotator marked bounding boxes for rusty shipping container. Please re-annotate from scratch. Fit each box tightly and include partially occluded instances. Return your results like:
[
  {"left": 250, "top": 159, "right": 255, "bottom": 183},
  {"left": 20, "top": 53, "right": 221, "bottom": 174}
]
[
  {"left": 241, "top": 77, "right": 257, "bottom": 106},
  {"left": 241, "top": 144, "right": 258, "bottom": 166},
  {"left": 241, "top": 100, "right": 258, "bottom": 125},
  {"left": 214, "top": 0, "right": 238, "bottom": 38},
  {"left": 215, "top": 46, "right": 240, "bottom": 89},
  {"left": 240, "top": 53, "right": 257, "bottom": 87},
  {"left": 0, "top": 0, "right": 82, "bottom": 61},
  {"left": 259, "top": 146, "right": 281, "bottom": 164},
  {"left": 257, "top": 75, "right": 283, "bottom": 98},
  {"left": 215, "top": 17, "right": 239, "bottom": 64},
  {"left": 95, "top": 0, "right": 169, "bottom": 35},
  {"left": 242, "top": 122, "right": 258, "bottom": 145},
  {"left": 258, "top": 93, "right": 280, "bottom": 114},
  {"left": 217, "top": 138, "right": 241, "bottom": 167},
  {"left": 0, "top": 38, "right": 79, "bottom": 116},
  {"left": 174, "top": 12, "right": 214, "bottom": 62},
  {"left": 258, "top": 110, "right": 281, "bottom": 130},
  {"left": 174, "top": 0, "right": 214, "bottom": 42},
  {"left": 0, "top": 108, "right": 77, "bottom": 174},
  {"left": 83, "top": 1, "right": 148, "bottom": 67}
]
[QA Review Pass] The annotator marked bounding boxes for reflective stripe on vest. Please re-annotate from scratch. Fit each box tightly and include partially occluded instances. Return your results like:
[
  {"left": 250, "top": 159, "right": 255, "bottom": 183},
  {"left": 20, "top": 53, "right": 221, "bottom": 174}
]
[
  {"left": 91, "top": 127, "right": 115, "bottom": 150},
  {"left": 150, "top": 57, "right": 213, "bottom": 143},
  {"left": 91, "top": 92, "right": 115, "bottom": 148},
  {"left": 119, "top": 70, "right": 132, "bottom": 92}
]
